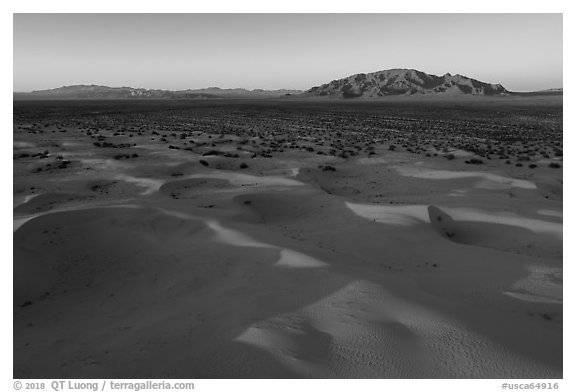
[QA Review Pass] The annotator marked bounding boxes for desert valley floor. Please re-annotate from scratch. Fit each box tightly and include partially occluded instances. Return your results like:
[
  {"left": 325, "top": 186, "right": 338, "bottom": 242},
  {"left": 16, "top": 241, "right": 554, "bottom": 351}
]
[{"left": 13, "top": 97, "right": 562, "bottom": 378}]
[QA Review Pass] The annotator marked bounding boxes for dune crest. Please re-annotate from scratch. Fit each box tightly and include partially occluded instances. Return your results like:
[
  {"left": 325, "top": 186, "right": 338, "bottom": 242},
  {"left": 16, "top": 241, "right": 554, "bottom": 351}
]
[{"left": 395, "top": 166, "right": 537, "bottom": 189}]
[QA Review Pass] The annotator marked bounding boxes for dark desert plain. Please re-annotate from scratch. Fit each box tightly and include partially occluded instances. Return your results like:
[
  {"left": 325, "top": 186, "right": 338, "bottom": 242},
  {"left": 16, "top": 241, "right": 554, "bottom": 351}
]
[{"left": 13, "top": 95, "right": 563, "bottom": 378}]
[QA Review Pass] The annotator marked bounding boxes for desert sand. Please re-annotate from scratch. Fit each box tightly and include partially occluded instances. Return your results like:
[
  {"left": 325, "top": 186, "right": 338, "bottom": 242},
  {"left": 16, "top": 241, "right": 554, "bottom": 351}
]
[{"left": 13, "top": 99, "right": 562, "bottom": 378}]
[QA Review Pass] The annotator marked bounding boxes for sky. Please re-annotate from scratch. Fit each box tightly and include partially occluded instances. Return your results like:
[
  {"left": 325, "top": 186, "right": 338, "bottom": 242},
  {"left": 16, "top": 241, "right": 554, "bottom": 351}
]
[{"left": 13, "top": 13, "right": 563, "bottom": 92}]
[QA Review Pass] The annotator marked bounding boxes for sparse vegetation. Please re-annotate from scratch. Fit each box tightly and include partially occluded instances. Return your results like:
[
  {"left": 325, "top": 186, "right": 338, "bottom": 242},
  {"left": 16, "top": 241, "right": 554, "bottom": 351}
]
[
  {"left": 319, "top": 165, "right": 336, "bottom": 172},
  {"left": 13, "top": 99, "right": 562, "bottom": 180}
]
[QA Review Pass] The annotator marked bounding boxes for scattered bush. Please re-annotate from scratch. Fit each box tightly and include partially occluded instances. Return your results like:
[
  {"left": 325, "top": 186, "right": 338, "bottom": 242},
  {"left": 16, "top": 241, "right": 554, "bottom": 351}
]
[
  {"left": 319, "top": 165, "right": 336, "bottom": 172},
  {"left": 202, "top": 150, "right": 223, "bottom": 156}
]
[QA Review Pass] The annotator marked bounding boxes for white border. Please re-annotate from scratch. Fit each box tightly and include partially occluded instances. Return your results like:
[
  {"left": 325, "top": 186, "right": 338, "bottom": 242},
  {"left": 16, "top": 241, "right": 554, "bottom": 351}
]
[{"left": 4, "top": 3, "right": 571, "bottom": 391}]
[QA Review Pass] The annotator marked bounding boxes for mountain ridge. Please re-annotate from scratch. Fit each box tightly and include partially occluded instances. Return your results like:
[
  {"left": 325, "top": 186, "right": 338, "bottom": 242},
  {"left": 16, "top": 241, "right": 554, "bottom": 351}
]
[
  {"left": 13, "top": 69, "right": 562, "bottom": 99},
  {"left": 304, "top": 68, "right": 510, "bottom": 98},
  {"left": 15, "top": 85, "right": 302, "bottom": 100}
]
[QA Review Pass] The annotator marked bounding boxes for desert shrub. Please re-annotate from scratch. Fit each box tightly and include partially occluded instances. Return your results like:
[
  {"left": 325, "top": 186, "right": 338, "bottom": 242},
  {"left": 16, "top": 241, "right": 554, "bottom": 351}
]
[
  {"left": 529, "top": 164, "right": 538, "bottom": 169},
  {"left": 445, "top": 153, "right": 455, "bottom": 160},
  {"left": 465, "top": 158, "right": 483, "bottom": 164},
  {"left": 239, "top": 162, "right": 248, "bottom": 169},
  {"left": 549, "top": 162, "right": 561, "bottom": 169},
  {"left": 199, "top": 160, "right": 209, "bottom": 167},
  {"left": 319, "top": 165, "right": 336, "bottom": 172},
  {"left": 203, "top": 150, "right": 223, "bottom": 156}
]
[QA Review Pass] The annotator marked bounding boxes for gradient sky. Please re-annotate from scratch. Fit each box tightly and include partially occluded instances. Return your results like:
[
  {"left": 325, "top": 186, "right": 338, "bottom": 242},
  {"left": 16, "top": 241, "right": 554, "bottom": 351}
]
[{"left": 13, "top": 13, "right": 563, "bottom": 92}]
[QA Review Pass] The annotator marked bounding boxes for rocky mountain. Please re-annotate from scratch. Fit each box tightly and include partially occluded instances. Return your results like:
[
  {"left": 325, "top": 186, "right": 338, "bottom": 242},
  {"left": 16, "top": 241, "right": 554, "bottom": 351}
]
[
  {"left": 304, "top": 69, "right": 510, "bottom": 98},
  {"left": 16, "top": 85, "right": 175, "bottom": 99},
  {"left": 14, "top": 85, "right": 302, "bottom": 100},
  {"left": 15, "top": 72, "right": 559, "bottom": 100},
  {"left": 182, "top": 87, "right": 302, "bottom": 97}
]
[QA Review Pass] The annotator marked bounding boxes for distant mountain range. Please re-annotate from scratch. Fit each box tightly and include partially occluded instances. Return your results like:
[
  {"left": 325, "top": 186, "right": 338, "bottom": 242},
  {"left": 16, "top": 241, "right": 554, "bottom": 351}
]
[
  {"left": 13, "top": 69, "right": 562, "bottom": 100},
  {"left": 13, "top": 85, "right": 302, "bottom": 100}
]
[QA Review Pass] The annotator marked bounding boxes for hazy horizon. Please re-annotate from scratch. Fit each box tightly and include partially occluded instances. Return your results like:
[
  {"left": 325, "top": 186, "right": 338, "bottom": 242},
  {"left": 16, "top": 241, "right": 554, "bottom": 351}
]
[{"left": 14, "top": 14, "right": 563, "bottom": 93}]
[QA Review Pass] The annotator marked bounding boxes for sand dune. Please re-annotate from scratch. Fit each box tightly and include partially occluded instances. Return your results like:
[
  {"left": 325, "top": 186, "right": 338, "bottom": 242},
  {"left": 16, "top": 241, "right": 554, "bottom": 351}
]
[
  {"left": 345, "top": 202, "right": 430, "bottom": 226},
  {"left": 205, "top": 217, "right": 327, "bottom": 268},
  {"left": 503, "top": 264, "right": 563, "bottom": 304},
  {"left": 13, "top": 193, "right": 39, "bottom": 208},
  {"left": 395, "top": 166, "right": 537, "bottom": 189},
  {"left": 14, "top": 200, "right": 561, "bottom": 377},
  {"left": 534, "top": 178, "right": 563, "bottom": 201},
  {"left": 441, "top": 207, "right": 562, "bottom": 239},
  {"left": 347, "top": 202, "right": 561, "bottom": 240},
  {"left": 114, "top": 174, "right": 164, "bottom": 195},
  {"left": 14, "top": 192, "right": 94, "bottom": 215},
  {"left": 184, "top": 171, "right": 305, "bottom": 188},
  {"left": 236, "top": 279, "right": 560, "bottom": 378},
  {"left": 13, "top": 101, "right": 562, "bottom": 378},
  {"left": 345, "top": 202, "right": 561, "bottom": 259},
  {"left": 538, "top": 209, "right": 563, "bottom": 218},
  {"left": 13, "top": 204, "right": 344, "bottom": 378}
]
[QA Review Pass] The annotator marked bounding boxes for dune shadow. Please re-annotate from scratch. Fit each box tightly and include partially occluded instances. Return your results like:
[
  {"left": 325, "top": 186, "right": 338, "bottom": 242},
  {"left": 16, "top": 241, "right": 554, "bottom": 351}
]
[
  {"left": 428, "top": 205, "right": 562, "bottom": 259},
  {"left": 13, "top": 205, "right": 347, "bottom": 378}
]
